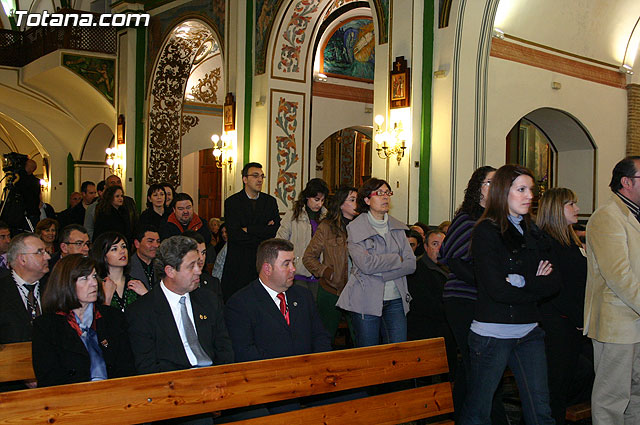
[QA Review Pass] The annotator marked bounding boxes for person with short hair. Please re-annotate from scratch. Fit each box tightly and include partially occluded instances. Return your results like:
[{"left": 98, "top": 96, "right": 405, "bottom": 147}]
[
  {"left": 336, "top": 178, "right": 416, "bottom": 347},
  {"left": 0, "top": 233, "right": 51, "bottom": 343},
  {"left": 129, "top": 224, "right": 161, "bottom": 290},
  {"left": 221, "top": 162, "right": 280, "bottom": 301},
  {"left": 126, "top": 235, "right": 233, "bottom": 375},
  {"left": 59, "top": 225, "right": 91, "bottom": 257},
  {"left": 584, "top": 156, "right": 640, "bottom": 423},
  {"left": 58, "top": 182, "right": 97, "bottom": 228},
  {"left": 0, "top": 221, "right": 11, "bottom": 273},
  {"left": 32, "top": 254, "right": 134, "bottom": 387},
  {"left": 225, "top": 238, "right": 331, "bottom": 362},
  {"left": 160, "top": 193, "right": 211, "bottom": 245},
  {"left": 138, "top": 184, "right": 170, "bottom": 230},
  {"left": 182, "top": 230, "right": 221, "bottom": 296},
  {"left": 405, "top": 229, "right": 424, "bottom": 256}
]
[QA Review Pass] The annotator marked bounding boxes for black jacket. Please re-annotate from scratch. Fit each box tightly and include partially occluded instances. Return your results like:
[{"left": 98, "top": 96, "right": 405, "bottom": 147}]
[
  {"left": 221, "top": 191, "right": 280, "bottom": 301},
  {"left": 0, "top": 273, "right": 46, "bottom": 343},
  {"left": 94, "top": 205, "right": 132, "bottom": 243},
  {"left": 472, "top": 219, "right": 561, "bottom": 324},
  {"left": 406, "top": 254, "right": 448, "bottom": 340},
  {"left": 32, "top": 304, "right": 135, "bottom": 387}
]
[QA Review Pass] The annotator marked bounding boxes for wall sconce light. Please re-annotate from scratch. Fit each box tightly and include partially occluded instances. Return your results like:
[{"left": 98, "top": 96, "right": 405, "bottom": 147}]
[
  {"left": 105, "top": 146, "right": 124, "bottom": 177},
  {"left": 374, "top": 115, "right": 406, "bottom": 165},
  {"left": 211, "top": 132, "right": 234, "bottom": 169}
]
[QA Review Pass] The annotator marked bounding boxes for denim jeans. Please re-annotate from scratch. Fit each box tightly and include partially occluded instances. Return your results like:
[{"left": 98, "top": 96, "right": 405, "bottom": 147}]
[
  {"left": 459, "top": 326, "right": 554, "bottom": 425},
  {"left": 350, "top": 298, "right": 407, "bottom": 347}
]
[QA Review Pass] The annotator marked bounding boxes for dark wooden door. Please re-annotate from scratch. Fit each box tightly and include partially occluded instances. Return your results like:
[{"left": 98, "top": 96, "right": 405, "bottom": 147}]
[{"left": 198, "top": 148, "right": 222, "bottom": 221}]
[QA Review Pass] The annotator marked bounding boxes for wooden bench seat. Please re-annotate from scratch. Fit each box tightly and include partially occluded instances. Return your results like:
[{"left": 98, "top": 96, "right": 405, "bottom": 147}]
[{"left": 0, "top": 338, "right": 453, "bottom": 424}]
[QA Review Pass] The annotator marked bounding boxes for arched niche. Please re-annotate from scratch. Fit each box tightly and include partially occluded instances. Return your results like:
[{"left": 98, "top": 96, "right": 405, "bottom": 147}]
[
  {"left": 315, "top": 127, "right": 372, "bottom": 191},
  {"left": 507, "top": 107, "right": 596, "bottom": 216},
  {"left": 147, "top": 19, "right": 223, "bottom": 188}
]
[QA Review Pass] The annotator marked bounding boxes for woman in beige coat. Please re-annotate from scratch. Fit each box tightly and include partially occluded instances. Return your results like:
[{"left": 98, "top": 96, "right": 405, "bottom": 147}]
[{"left": 276, "top": 178, "right": 328, "bottom": 299}]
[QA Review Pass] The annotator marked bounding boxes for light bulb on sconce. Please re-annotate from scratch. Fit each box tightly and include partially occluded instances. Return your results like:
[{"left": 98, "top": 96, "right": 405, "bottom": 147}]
[
  {"left": 105, "top": 146, "right": 124, "bottom": 177},
  {"left": 210, "top": 132, "right": 235, "bottom": 169},
  {"left": 373, "top": 114, "right": 406, "bottom": 165}
]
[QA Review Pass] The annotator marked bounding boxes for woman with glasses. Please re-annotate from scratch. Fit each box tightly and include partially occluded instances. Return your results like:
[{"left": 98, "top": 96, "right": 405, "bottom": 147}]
[
  {"left": 32, "top": 254, "right": 134, "bottom": 387},
  {"left": 536, "top": 188, "right": 590, "bottom": 425},
  {"left": 90, "top": 231, "right": 147, "bottom": 312},
  {"left": 459, "top": 164, "right": 560, "bottom": 425},
  {"left": 303, "top": 186, "right": 358, "bottom": 342},
  {"left": 336, "top": 178, "right": 415, "bottom": 347},
  {"left": 439, "top": 166, "right": 505, "bottom": 421},
  {"left": 276, "top": 178, "right": 329, "bottom": 300}
]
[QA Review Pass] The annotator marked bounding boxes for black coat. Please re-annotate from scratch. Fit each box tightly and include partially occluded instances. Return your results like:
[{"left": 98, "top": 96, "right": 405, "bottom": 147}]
[
  {"left": 406, "top": 254, "right": 449, "bottom": 340},
  {"left": 125, "top": 285, "right": 233, "bottom": 374},
  {"left": 94, "top": 205, "right": 132, "bottom": 243},
  {"left": 0, "top": 273, "right": 46, "bottom": 343},
  {"left": 31, "top": 304, "right": 135, "bottom": 387},
  {"left": 221, "top": 191, "right": 280, "bottom": 301},
  {"left": 138, "top": 207, "right": 169, "bottom": 231},
  {"left": 472, "top": 219, "right": 561, "bottom": 324},
  {"left": 224, "top": 280, "right": 332, "bottom": 362}
]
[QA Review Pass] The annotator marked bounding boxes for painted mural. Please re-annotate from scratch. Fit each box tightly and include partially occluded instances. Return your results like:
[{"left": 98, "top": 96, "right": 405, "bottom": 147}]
[
  {"left": 277, "top": 0, "right": 321, "bottom": 73},
  {"left": 270, "top": 90, "right": 305, "bottom": 210},
  {"left": 373, "top": 0, "right": 389, "bottom": 44},
  {"left": 256, "top": 0, "right": 287, "bottom": 75},
  {"left": 322, "top": 18, "right": 374, "bottom": 81},
  {"left": 62, "top": 54, "right": 115, "bottom": 104}
]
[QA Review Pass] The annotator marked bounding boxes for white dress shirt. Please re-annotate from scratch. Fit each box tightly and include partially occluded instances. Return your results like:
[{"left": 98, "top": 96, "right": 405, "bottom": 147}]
[
  {"left": 160, "top": 281, "right": 199, "bottom": 367},
  {"left": 12, "top": 270, "right": 41, "bottom": 312},
  {"left": 259, "top": 278, "right": 286, "bottom": 310}
]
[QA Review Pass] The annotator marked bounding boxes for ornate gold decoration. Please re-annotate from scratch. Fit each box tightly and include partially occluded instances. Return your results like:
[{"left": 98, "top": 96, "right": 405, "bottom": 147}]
[{"left": 190, "top": 67, "right": 221, "bottom": 104}]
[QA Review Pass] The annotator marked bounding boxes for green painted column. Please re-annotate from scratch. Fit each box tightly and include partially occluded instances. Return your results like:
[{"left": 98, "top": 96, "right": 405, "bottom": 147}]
[
  {"left": 134, "top": 27, "right": 146, "bottom": 211},
  {"left": 243, "top": 0, "right": 253, "bottom": 165},
  {"left": 419, "top": 1, "right": 434, "bottom": 223}
]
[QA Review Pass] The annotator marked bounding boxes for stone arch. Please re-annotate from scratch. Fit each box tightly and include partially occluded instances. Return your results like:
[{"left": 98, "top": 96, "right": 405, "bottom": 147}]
[
  {"left": 81, "top": 123, "right": 114, "bottom": 162},
  {"left": 146, "top": 19, "right": 222, "bottom": 187}
]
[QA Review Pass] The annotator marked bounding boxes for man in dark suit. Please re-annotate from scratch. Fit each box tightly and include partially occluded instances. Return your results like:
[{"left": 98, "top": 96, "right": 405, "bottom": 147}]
[
  {"left": 58, "top": 181, "right": 97, "bottom": 228},
  {"left": 126, "top": 235, "right": 233, "bottom": 375},
  {"left": 0, "top": 233, "right": 50, "bottom": 344},
  {"left": 221, "top": 162, "right": 280, "bottom": 301},
  {"left": 225, "top": 238, "right": 331, "bottom": 362},
  {"left": 129, "top": 224, "right": 160, "bottom": 290}
]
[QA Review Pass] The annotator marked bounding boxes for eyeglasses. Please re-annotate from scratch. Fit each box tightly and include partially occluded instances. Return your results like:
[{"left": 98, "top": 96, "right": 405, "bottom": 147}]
[
  {"left": 65, "top": 241, "right": 92, "bottom": 248},
  {"left": 370, "top": 190, "right": 394, "bottom": 197},
  {"left": 20, "top": 249, "right": 47, "bottom": 256},
  {"left": 246, "top": 173, "right": 266, "bottom": 179}
]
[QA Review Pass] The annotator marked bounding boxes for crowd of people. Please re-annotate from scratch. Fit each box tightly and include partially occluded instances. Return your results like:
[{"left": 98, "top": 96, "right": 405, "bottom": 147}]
[{"left": 1, "top": 156, "right": 639, "bottom": 425}]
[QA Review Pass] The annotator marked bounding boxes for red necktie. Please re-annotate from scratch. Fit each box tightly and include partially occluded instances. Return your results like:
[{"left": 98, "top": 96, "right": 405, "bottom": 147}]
[{"left": 277, "top": 293, "right": 289, "bottom": 325}]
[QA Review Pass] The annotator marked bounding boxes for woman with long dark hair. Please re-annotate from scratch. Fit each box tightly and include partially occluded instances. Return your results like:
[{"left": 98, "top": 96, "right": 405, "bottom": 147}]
[
  {"left": 336, "top": 178, "right": 415, "bottom": 347},
  {"left": 90, "top": 231, "right": 147, "bottom": 312},
  {"left": 32, "top": 254, "right": 134, "bottom": 387},
  {"left": 459, "top": 164, "right": 559, "bottom": 425},
  {"left": 94, "top": 186, "right": 133, "bottom": 243},
  {"left": 536, "top": 188, "right": 591, "bottom": 424},
  {"left": 439, "top": 166, "right": 505, "bottom": 420},
  {"left": 303, "top": 186, "right": 358, "bottom": 341},
  {"left": 276, "top": 178, "right": 329, "bottom": 299}
]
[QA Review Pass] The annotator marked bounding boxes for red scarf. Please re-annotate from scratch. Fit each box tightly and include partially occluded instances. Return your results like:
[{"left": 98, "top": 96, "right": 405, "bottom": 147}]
[{"left": 57, "top": 306, "right": 102, "bottom": 337}]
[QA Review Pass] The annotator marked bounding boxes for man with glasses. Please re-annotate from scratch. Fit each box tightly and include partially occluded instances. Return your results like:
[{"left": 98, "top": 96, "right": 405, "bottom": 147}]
[
  {"left": 48, "top": 224, "right": 91, "bottom": 270},
  {"left": 585, "top": 156, "right": 640, "bottom": 424},
  {"left": 0, "top": 233, "right": 50, "bottom": 344},
  {"left": 221, "top": 162, "right": 280, "bottom": 301}
]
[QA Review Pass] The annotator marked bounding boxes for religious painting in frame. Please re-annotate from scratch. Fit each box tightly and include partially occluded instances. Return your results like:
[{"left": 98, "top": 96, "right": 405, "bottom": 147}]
[
  {"left": 268, "top": 89, "right": 305, "bottom": 211},
  {"left": 390, "top": 56, "right": 410, "bottom": 109},
  {"left": 223, "top": 92, "right": 235, "bottom": 131}
]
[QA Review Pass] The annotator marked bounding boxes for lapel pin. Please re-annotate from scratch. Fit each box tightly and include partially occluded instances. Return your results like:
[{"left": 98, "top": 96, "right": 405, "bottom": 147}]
[
  {"left": 292, "top": 301, "right": 297, "bottom": 307},
  {"left": 200, "top": 314, "right": 207, "bottom": 320},
  {"left": 100, "top": 339, "right": 109, "bottom": 348}
]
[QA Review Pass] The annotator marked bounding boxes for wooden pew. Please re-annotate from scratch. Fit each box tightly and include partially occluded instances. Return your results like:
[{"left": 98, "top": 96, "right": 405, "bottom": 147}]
[
  {"left": 0, "top": 338, "right": 453, "bottom": 424},
  {"left": 0, "top": 342, "right": 34, "bottom": 382}
]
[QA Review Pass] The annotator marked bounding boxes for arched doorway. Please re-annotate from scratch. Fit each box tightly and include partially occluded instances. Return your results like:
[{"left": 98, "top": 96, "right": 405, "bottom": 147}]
[
  {"left": 315, "top": 127, "right": 372, "bottom": 191},
  {"left": 506, "top": 108, "right": 596, "bottom": 215}
]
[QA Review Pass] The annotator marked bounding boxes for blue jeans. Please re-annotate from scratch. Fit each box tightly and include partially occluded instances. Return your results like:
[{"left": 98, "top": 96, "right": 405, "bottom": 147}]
[
  {"left": 459, "top": 326, "right": 553, "bottom": 425},
  {"left": 350, "top": 298, "right": 407, "bottom": 347}
]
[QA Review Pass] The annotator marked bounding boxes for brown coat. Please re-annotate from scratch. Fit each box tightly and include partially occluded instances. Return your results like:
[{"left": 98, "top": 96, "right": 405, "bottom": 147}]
[{"left": 302, "top": 220, "right": 348, "bottom": 295}]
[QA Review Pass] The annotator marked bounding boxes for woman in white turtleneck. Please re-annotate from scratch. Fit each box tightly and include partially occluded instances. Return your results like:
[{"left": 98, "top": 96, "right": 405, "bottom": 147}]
[{"left": 336, "top": 178, "right": 416, "bottom": 347}]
